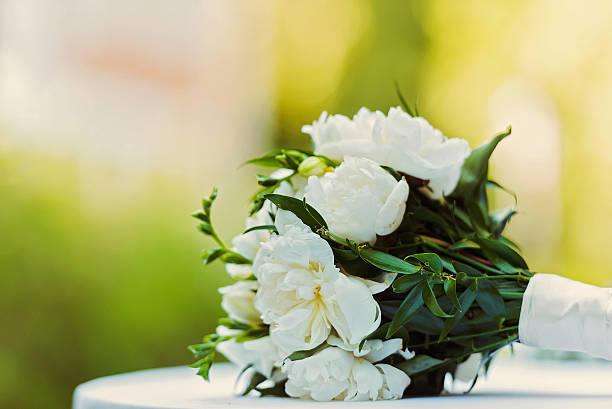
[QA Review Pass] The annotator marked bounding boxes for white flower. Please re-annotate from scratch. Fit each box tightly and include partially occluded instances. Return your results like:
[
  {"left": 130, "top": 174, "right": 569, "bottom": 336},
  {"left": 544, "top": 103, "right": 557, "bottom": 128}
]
[
  {"left": 225, "top": 179, "right": 304, "bottom": 279},
  {"left": 327, "top": 334, "right": 405, "bottom": 362},
  {"left": 253, "top": 211, "right": 381, "bottom": 354},
  {"left": 454, "top": 353, "right": 482, "bottom": 382},
  {"left": 283, "top": 347, "right": 410, "bottom": 401},
  {"left": 304, "top": 156, "right": 409, "bottom": 244},
  {"left": 302, "top": 107, "right": 471, "bottom": 198},
  {"left": 218, "top": 281, "right": 261, "bottom": 325},
  {"left": 215, "top": 330, "right": 282, "bottom": 379}
]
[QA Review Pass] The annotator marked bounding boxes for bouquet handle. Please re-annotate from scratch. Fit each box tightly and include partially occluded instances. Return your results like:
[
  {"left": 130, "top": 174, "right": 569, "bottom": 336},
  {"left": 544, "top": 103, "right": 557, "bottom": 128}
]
[{"left": 519, "top": 273, "right": 612, "bottom": 360}]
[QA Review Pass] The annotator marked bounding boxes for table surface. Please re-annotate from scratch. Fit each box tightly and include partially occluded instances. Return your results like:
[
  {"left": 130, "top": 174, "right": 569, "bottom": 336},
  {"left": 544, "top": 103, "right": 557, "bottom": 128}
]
[{"left": 73, "top": 356, "right": 612, "bottom": 409}]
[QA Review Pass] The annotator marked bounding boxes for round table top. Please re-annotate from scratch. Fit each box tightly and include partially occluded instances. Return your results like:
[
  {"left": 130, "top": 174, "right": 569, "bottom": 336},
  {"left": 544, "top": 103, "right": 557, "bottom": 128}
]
[{"left": 73, "top": 356, "right": 612, "bottom": 409}]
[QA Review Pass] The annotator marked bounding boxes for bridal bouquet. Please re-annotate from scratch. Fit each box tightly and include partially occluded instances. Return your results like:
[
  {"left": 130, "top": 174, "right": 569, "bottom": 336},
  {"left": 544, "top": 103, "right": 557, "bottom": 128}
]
[{"left": 189, "top": 103, "right": 612, "bottom": 401}]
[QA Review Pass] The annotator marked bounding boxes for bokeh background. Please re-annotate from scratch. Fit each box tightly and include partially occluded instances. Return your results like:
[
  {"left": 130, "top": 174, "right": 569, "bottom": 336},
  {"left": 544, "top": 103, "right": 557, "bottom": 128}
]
[{"left": 2, "top": 1, "right": 612, "bottom": 408}]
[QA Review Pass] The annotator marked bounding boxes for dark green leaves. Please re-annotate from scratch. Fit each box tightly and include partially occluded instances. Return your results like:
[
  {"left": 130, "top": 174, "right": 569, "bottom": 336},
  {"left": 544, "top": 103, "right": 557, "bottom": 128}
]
[
  {"left": 194, "top": 188, "right": 252, "bottom": 265},
  {"left": 439, "top": 280, "right": 478, "bottom": 341},
  {"left": 444, "top": 279, "right": 461, "bottom": 311},
  {"left": 243, "top": 224, "right": 278, "bottom": 234},
  {"left": 398, "top": 355, "right": 449, "bottom": 376},
  {"left": 202, "top": 248, "right": 226, "bottom": 265},
  {"left": 476, "top": 279, "right": 506, "bottom": 318},
  {"left": 189, "top": 320, "right": 269, "bottom": 382},
  {"left": 387, "top": 280, "right": 425, "bottom": 337},
  {"left": 193, "top": 188, "right": 218, "bottom": 238},
  {"left": 244, "top": 149, "right": 310, "bottom": 170},
  {"left": 392, "top": 274, "right": 423, "bottom": 293},
  {"left": 286, "top": 342, "right": 328, "bottom": 361},
  {"left": 422, "top": 279, "right": 453, "bottom": 318},
  {"left": 475, "top": 237, "right": 528, "bottom": 270},
  {"left": 406, "top": 253, "right": 443, "bottom": 275},
  {"left": 452, "top": 127, "right": 512, "bottom": 199},
  {"left": 394, "top": 81, "right": 415, "bottom": 117},
  {"left": 359, "top": 248, "right": 420, "bottom": 274},
  {"left": 264, "top": 194, "right": 327, "bottom": 232}
]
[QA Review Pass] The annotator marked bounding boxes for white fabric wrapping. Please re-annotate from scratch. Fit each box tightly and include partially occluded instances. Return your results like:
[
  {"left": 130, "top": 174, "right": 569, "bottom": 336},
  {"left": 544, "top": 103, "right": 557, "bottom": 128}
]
[{"left": 519, "top": 273, "right": 612, "bottom": 360}]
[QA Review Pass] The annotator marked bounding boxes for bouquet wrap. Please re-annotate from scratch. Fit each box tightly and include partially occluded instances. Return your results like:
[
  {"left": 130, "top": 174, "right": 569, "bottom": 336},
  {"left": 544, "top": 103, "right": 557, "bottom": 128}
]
[{"left": 519, "top": 273, "right": 612, "bottom": 360}]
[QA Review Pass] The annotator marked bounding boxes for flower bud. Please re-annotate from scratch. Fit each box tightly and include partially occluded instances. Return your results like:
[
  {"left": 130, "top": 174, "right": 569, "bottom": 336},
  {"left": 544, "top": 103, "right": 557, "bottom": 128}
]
[{"left": 297, "top": 156, "right": 331, "bottom": 177}]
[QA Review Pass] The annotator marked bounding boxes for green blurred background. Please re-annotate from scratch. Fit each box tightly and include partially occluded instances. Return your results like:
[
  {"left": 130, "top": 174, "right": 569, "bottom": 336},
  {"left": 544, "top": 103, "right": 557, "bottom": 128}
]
[{"left": 1, "top": 1, "right": 612, "bottom": 408}]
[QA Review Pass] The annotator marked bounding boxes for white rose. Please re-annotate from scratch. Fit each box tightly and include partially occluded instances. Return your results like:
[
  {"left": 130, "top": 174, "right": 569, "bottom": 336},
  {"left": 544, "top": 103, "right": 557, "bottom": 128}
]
[
  {"left": 283, "top": 347, "right": 410, "bottom": 401},
  {"left": 215, "top": 330, "right": 282, "bottom": 378},
  {"left": 218, "top": 281, "right": 261, "bottom": 325},
  {"left": 226, "top": 178, "right": 304, "bottom": 279},
  {"left": 304, "top": 156, "right": 409, "bottom": 244},
  {"left": 302, "top": 107, "right": 471, "bottom": 198},
  {"left": 253, "top": 211, "right": 381, "bottom": 354}
]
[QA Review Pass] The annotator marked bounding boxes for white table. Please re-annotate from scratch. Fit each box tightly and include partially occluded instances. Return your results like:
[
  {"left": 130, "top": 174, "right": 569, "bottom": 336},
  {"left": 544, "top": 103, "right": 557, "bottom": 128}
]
[{"left": 73, "top": 355, "right": 612, "bottom": 409}]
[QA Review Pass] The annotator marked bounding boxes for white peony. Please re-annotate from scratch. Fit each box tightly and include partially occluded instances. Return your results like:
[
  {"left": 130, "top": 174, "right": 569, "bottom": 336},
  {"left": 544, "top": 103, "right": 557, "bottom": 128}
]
[
  {"left": 215, "top": 328, "right": 282, "bottom": 379},
  {"left": 304, "top": 156, "right": 409, "bottom": 244},
  {"left": 283, "top": 347, "right": 411, "bottom": 401},
  {"left": 302, "top": 107, "right": 471, "bottom": 198},
  {"left": 326, "top": 334, "right": 413, "bottom": 362},
  {"left": 225, "top": 179, "right": 304, "bottom": 279},
  {"left": 252, "top": 211, "right": 381, "bottom": 354},
  {"left": 218, "top": 281, "right": 261, "bottom": 325}
]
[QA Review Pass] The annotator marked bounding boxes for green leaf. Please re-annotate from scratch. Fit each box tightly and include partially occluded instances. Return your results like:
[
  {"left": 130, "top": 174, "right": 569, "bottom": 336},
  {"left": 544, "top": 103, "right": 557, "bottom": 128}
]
[
  {"left": 394, "top": 80, "right": 415, "bottom": 117},
  {"left": 338, "top": 258, "right": 381, "bottom": 279},
  {"left": 286, "top": 342, "right": 328, "bottom": 361},
  {"left": 475, "top": 237, "right": 528, "bottom": 270},
  {"left": 422, "top": 279, "right": 453, "bottom": 318},
  {"left": 490, "top": 207, "right": 517, "bottom": 238},
  {"left": 444, "top": 279, "right": 461, "bottom": 311},
  {"left": 192, "top": 210, "right": 209, "bottom": 223},
  {"left": 398, "top": 355, "right": 448, "bottom": 376},
  {"left": 190, "top": 352, "right": 215, "bottom": 381},
  {"left": 218, "top": 317, "right": 251, "bottom": 331},
  {"left": 406, "top": 253, "right": 443, "bottom": 275},
  {"left": 452, "top": 126, "right": 511, "bottom": 199},
  {"left": 476, "top": 279, "right": 506, "bottom": 318},
  {"left": 392, "top": 274, "right": 423, "bottom": 293},
  {"left": 243, "top": 150, "right": 284, "bottom": 168},
  {"left": 332, "top": 247, "right": 359, "bottom": 261},
  {"left": 439, "top": 280, "right": 478, "bottom": 341},
  {"left": 387, "top": 280, "right": 425, "bottom": 337},
  {"left": 197, "top": 222, "right": 213, "bottom": 236},
  {"left": 486, "top": 179, "right": 517, "bottom": 206},
  {"left": 452, "top": 261, "right": 484, "bottom": 278},
  {"left": 220, "top": 252, "right": 251, "bottom": 264},
  {"left": 263, "top": 194, "right": 327, "bottom": 232},
  {"left": 202, "top": 248, "right": 226, "bottom": 264},
  {"left": 380, "top": 165, "right": 403, "bottom": 181},
  {"left": 244, "top": 149, "right": 312, "bottom": 170},
  {"left": 243, "top": 224, "right": 278, "bottom": 234},
  {"left": 448, "top": 239, "right": 479, "bottom": 251},
  {"left": 359, "top": 248, "right": 420, "bottom": 274}
]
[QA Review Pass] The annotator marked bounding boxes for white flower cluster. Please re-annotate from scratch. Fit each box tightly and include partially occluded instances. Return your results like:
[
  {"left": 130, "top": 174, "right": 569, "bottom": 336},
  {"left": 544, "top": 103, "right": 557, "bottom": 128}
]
[{"left": 215, "top": 107, "right": 471, "bottom": 401}]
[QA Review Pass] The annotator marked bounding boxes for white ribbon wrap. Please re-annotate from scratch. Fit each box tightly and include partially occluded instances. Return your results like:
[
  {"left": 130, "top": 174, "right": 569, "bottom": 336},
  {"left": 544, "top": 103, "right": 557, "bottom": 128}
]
[{"left": 519, "top": 273, "right": 612, "bottom": 360}]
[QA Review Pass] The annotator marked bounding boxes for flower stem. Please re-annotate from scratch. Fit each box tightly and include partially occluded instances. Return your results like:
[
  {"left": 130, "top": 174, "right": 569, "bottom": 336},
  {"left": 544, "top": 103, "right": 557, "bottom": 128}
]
[{"left": 408, "top": 326, "right": 519, "bottom": 348}]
